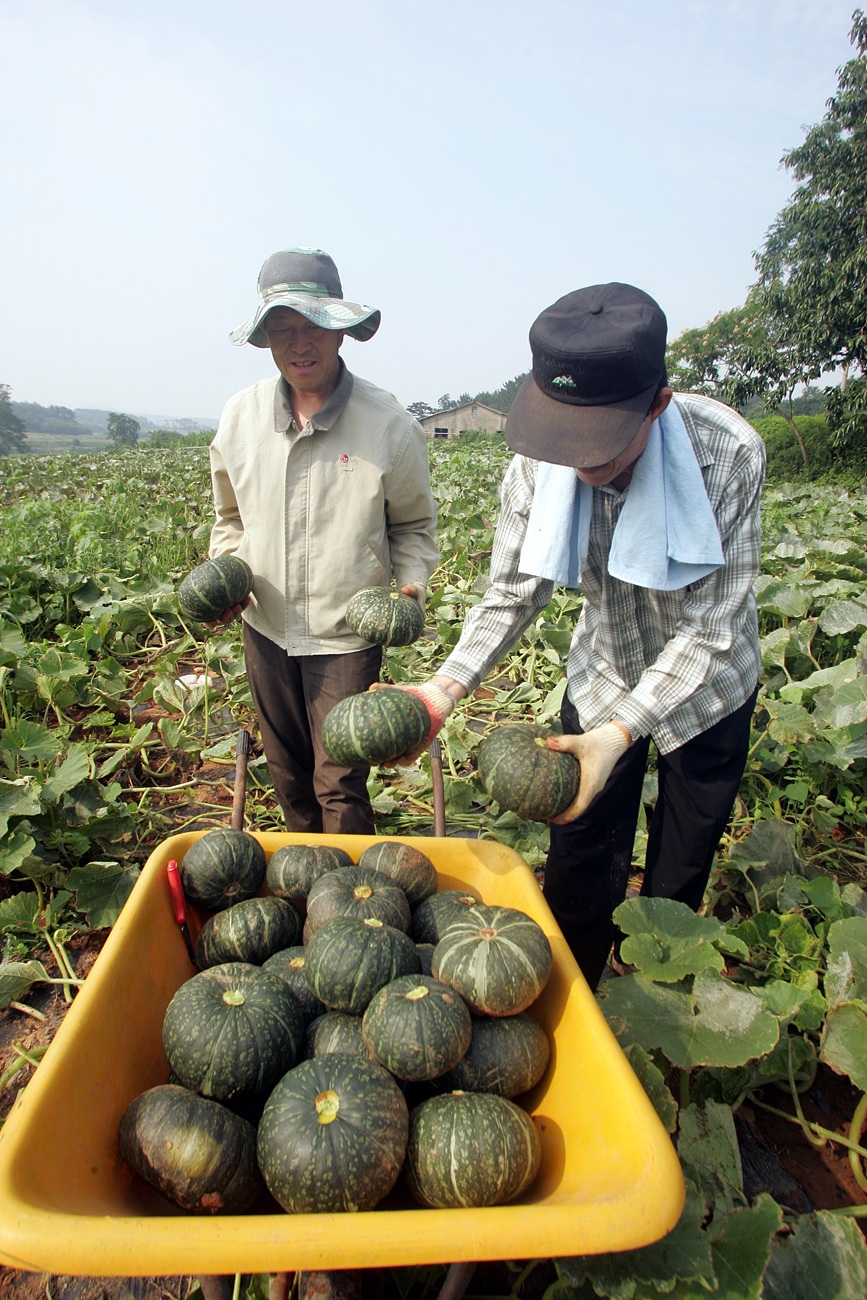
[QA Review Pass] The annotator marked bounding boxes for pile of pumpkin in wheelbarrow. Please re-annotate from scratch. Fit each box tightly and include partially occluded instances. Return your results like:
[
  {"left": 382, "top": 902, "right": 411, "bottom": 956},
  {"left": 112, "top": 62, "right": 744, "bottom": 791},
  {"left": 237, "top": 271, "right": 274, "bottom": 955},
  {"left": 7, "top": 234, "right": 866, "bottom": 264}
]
[{"left": 119, "top": 828, "right": 554, "bottom": 1218}]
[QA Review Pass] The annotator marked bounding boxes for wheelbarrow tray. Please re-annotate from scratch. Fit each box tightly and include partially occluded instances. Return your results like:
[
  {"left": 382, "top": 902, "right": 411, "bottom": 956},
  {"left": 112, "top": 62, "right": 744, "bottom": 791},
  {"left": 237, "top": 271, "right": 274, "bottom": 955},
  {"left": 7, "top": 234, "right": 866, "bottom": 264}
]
[{"left": 0, "top": 831, "right": 684, "bottom": 1276}]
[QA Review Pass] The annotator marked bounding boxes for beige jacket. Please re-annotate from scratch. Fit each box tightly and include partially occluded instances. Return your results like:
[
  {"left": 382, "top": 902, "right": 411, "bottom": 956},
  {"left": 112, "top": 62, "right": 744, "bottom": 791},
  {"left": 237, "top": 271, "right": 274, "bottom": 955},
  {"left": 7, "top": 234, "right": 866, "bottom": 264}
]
[{"left": 209, "top": 363, "right": 439, "bottom": 654}]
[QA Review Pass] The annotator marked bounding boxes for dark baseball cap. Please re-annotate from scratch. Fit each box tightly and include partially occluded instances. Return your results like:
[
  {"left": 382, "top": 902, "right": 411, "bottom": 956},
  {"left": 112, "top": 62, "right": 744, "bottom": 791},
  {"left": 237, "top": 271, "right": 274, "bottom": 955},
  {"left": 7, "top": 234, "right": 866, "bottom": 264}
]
[{"left": 505, "top": 283, "right": 668, "bottom": 466}]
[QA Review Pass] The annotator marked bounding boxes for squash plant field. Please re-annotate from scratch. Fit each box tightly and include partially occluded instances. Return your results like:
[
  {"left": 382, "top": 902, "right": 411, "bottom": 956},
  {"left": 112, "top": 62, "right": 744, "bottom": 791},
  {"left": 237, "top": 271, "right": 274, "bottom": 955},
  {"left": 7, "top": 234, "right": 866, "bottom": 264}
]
[{"left": 1, "top": 438, "right": 866, "bottom": 1297}]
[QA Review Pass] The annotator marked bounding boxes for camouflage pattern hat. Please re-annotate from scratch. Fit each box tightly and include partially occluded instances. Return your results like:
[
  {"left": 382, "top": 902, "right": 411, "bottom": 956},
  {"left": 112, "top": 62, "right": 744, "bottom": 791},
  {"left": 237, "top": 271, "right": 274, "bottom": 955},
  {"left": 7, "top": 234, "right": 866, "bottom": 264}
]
[{"left": 230, "top": 248, "right": 381, "bottom": 347}]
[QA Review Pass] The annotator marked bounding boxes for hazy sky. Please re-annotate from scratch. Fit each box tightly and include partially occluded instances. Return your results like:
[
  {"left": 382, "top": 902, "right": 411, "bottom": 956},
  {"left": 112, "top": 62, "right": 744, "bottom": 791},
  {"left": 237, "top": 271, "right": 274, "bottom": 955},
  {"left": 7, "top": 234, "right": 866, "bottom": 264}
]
[{"left": 0, "top": 0, "right": 859, "bottom": 422}]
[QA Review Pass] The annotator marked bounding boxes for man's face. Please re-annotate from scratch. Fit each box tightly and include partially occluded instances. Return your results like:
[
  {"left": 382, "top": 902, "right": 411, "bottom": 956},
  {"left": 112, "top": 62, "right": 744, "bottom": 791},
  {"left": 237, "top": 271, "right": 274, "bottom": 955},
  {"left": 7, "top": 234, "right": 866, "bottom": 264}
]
[
  {"left": 573, "top": 387, "right": 673, "bottom": 487},
  {"left": 264, "top": 308, "right": 344, "bottom": 397}
]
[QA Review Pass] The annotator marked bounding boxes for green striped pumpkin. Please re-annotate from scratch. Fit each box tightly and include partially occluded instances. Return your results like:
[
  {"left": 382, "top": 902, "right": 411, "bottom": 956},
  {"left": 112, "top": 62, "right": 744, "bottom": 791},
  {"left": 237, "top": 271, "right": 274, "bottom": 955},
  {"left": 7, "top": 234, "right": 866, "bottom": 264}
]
[
  {"left": 265, "top": 843, "right": 353, "bottom": 910},
  {"left": 321, "top": 687, "right": 429, "bottom": 767},
  {"left": 345, "top": 587, "right": 425, "bottom": 646},
  {"left": 304, "top": 916, "right": 420, "bottom": 1014},
  {"left": 476, "top": 723, "right": 580, "bottom": 822},
  {"left": 118, "top": 1083, "right": 264, "bottom": 1214},
  {"left": 304, "top": 1010, "right": 369, "bottom": 1060},
  {"left": 194, "top": 896, "right": 302, "bottom": 969},
  {"left": 410, "top": 889, "right": 483, "bottom": 944},
  {"left": 261, "top": 946, "right": 326, "bottom": 1025},
  {"left": 177, "top": 554, "right": 253, "bottom": 623},
  {"left": 257, "top": 1056, "right": 409, "bottom": 1213},
  {"left": 304, "top": 864, "right": 412, "bottom": 937},
  {"left": 356, "top": 841, "right": 438, "bottom": 908},
  {"left": 431, "top": 904, "right": 553, "bottom": 1016},
  {"left": 437, "top": 1012, "right": 551, "bottom": 1097},
  {"left": 361, "top": 973, "right": 472, "bottom": 1082},
  {"left": 180, "top": 829, "right": 266, "bottom": 912},
  {"left": 403, "top": 1091, "right": 541, "bottom": 1208},
  {"left": 162, "top": 962, "right": 304, "bottom": 1101}
]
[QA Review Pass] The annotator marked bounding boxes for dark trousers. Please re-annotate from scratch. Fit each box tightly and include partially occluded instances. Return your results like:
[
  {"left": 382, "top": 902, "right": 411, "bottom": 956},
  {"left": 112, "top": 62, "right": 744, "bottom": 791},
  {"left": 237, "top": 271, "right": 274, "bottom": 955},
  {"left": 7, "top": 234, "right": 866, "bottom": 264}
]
[
  {"left": 543, "top": 685, "right": 759, "bottom": 990},
  {"left": 243, "top": 623, "right": 383, "bottom": 834}
]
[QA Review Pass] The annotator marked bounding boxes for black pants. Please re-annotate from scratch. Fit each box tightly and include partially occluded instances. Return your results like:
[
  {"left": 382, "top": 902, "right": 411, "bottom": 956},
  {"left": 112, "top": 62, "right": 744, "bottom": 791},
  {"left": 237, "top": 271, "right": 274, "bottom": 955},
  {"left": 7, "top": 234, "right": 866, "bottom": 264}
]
[
  {"left": 243, "top": 623, "right": 382, "bottom": 834},
  {"left": 543, "top": 685, "right": 759, "bottom": 990}
]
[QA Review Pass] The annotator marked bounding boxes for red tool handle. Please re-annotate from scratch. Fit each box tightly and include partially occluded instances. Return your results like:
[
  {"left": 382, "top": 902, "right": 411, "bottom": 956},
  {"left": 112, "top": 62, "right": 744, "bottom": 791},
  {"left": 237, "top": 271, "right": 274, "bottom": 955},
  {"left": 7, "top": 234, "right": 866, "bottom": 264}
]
[{"left": 166, "top": 860, "right": 187, "bottom": 925}]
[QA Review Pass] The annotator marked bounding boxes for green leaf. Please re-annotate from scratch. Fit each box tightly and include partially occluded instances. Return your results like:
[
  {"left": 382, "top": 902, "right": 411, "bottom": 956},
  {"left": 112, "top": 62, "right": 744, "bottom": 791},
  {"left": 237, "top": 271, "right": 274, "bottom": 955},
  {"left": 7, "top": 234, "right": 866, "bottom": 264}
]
[
  {"left": 616, "top": 896, "right": 728, "bottom": 982},
  {"left": 0, "top": 959, "right": 52, "bottom": 1009},
  {"left": 677, "top": 1100, "right": 744, "bottom": 1215},
  {"left": 818, "top": 598, "right": 867, "bottom": 636},
  {"left": 762, "top": 1210, "right": 867, "bottom": 1300},
  {"left": 1, "top": 720, "right": 65, "bottom": 763},
  {"left": 820, "top": 1001, "right": 867, "bottom": 1091},
  {"left": 824, "top": 916, "right": 867, "bottom": 1006},
  {"left": 67, "top": 861, "right": 140, "bottom": 928},
  {"left": 43, "top": 744, "right": 94, "bottom": 800},
  {"left": 599, "top": 971, "right": 779, "bottom": 1070},
  {"left": 0, "top": 890, "right": 40, "bottom": 932},
  {"left": 703, "top": 1193, "right": 783, "bottom": 1300},
  {"left": 0, "top": 832, "right": 38, "bottom": 875},
  {"left": 622, "top": 1043, "right": 678, "bottom": 1133}
]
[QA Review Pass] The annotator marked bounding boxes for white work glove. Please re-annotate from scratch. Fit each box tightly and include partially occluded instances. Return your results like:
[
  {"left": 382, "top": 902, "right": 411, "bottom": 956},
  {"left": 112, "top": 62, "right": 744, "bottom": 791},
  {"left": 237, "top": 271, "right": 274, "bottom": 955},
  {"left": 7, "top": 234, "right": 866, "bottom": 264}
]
[
  {"left": 546, "top": 721, "right": 631, "bottom": 823},
  {"left": 368, "top": 680, "right": 457, "bottom": 764}
]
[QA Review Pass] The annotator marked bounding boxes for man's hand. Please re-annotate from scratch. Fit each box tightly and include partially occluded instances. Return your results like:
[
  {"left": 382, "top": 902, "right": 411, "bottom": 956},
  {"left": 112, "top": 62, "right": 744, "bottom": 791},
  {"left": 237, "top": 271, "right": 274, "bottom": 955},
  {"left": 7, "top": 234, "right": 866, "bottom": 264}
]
[
  {"left": 546, "top": 721, "right": 631, "bottom": 823},
  {"left": 369, "top": 677, "right": 463, "bottom": 764},
  {"left": 400, "top": 583, "right": 426, "bottom": 611},
  {"left": 203, "top": 595, "right": 251, "bottom": 631}
]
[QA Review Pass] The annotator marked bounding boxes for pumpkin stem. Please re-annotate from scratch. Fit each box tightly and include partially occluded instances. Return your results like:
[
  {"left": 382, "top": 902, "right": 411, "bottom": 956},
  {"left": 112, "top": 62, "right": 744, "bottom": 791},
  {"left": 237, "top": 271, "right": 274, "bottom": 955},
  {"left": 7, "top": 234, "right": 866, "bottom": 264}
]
[
  {"left": 222, "top": 989, "right": 246, "bottom": 1006},
  {"left": 315, "top": 1089, "right": 340, "bottom": 1124},
  {"left": 363, "top": 918, "right": 384, "bottom": 928},
  {"left": 353, "top": 885, "right": 373, "bottom": 900},
  {"left": 477, "top": 927, "right": 498, "bottom": 940},
  {"left": 405, "top": 985, "right": 430, "bottom": 1001}
]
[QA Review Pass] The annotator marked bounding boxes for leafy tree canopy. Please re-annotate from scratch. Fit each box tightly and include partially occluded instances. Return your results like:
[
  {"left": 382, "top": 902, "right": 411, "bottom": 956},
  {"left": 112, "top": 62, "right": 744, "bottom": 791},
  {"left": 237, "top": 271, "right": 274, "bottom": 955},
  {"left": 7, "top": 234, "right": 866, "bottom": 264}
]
[
  {"left": 106, "top": 412, "right": 141, "bottom": 448},
  {"left": 754, "top": 7, "right": 867, "bottom": 447},
  {"left": 0, "top": 384, "right": 26, "bottom": 455}
]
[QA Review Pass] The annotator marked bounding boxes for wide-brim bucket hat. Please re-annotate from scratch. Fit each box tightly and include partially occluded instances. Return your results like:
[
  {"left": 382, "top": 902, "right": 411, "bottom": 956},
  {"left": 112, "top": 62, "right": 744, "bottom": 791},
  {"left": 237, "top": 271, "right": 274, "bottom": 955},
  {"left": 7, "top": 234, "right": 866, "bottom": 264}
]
[
  {"left": 505, "top": 283, "right": 668, "bottom": 467},
  {"left": 230, "top": 248, "right": 381, "bottom": 347}
]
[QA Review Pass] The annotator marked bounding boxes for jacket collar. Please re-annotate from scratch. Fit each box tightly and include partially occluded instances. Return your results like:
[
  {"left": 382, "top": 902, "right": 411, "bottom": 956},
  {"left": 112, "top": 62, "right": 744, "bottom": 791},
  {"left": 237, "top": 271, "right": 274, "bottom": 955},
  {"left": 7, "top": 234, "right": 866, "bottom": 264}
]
[{"left": 273, "top": 358, "right": 355, "bottom": 433}]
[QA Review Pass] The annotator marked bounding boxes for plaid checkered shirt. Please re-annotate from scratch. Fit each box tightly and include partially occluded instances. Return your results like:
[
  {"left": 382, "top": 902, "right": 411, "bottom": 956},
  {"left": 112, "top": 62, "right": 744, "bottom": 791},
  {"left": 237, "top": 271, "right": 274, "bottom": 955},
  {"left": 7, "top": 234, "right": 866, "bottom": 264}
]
[{"left": 439, "top": 393, "right": 766, "bottom": 754}]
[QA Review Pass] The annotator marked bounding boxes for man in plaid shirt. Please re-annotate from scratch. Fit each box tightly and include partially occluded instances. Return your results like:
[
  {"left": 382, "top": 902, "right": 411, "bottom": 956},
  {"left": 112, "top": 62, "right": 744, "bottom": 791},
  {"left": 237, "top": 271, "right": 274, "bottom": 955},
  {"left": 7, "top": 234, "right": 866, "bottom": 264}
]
[{"left": 406, "top": 283, "right": 765, "bottom": 989}]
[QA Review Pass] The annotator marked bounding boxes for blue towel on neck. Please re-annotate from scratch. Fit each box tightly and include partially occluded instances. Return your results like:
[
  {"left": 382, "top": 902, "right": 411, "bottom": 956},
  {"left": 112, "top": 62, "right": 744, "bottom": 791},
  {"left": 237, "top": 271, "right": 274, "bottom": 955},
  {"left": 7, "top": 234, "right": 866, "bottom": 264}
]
[{"left": 519, "top": 401, "right": 724, "bottom": 590}]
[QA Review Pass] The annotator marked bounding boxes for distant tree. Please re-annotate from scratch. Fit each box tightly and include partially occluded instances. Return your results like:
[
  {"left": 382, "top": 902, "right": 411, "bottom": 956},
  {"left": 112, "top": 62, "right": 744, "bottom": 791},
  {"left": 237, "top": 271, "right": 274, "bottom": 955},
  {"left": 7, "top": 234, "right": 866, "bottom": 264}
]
[
  {"left": 473, "top": 373, "right": 528, "bottom": 414},
  {"left": 436, "top": 394, "right": 454, "bottom": 411},
  {"left": 0, "top": 384, "right": 26, "bottom": 454},
  {"left": 666, "top": 291, "right": 816, "bottom": 463},
  {"left": 406, "top": 401, "right": 435, "bottom": 420},
  {"left": 107, "top": 412, "right": 141, "bottom": 448},
  {"left": 754, "top": 8, "right": 867, "bottom": 449},
  {"left": 10, "top": 400, "right": 88, "bottom": 436}
]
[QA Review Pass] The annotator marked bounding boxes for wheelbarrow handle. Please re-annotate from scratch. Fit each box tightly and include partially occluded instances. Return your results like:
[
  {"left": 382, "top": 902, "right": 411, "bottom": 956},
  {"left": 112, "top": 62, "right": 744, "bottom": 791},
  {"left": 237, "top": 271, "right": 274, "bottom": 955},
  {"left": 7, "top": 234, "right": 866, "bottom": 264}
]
[{"left": 231, "top": 729, "right": 252, "bottom": 831}]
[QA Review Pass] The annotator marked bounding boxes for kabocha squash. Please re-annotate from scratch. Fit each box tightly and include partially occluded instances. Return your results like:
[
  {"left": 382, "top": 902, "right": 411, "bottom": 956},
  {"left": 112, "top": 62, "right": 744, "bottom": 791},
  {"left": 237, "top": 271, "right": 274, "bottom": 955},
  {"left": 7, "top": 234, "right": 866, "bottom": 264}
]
[
  {"left": 403, "top": 1091, "right": 541, "bottom": 1209},
  {"left": 345, "top": 586, "right": 425, "bottom": 647},
  {"left": 262, "top": 946, "right": 326, "bottom": 1025},
  {"left": 304, "top": 864, "right": 412, "bottom": 937},
  {"left": 356, "top": 841, "right": 438, "bottom": 908},
  {"left": 305, "top": 1010, "right": 369, "bottom": 1060},
  {"left": 321, "top": 687, "right": 429, "bottom": 767},
  {"left": 177, "top": 554, "right": 253, "bottom": 623},
  {"left": 437, "top": 1012, "right": 551, "bottom": 1098},
  {"left": 180, "top": 829, "right": 266, "bottom": 912},
  {"left": 162, "top": 962, "right": 304, "bottom": 1101},
  {"left": 410, "top": 889, "right": 483, "bottom": 944},
  {"left": 265, "top": 843, "right": 353, "bottom": 910},
  {"left": 362, "top": 973, "right": 472, "bottom": 1082},
  {"left": 304, "top": 916, "right": 421, "bottom": 1014},
  {"left": 477, "top": 723, "right": 580, "bottom": 822},
  {"left": 257, "top": 1056, "right": 409, "bottom": 1213},
  {"left": 432, "top": 904, "right": 553, "bottom": 1016},
  {"left": 118, "top": 1083, "right": 263, "bottom": 1214},
  {"left": 194, "top": 896, "right": 302, "bottom": 969}
]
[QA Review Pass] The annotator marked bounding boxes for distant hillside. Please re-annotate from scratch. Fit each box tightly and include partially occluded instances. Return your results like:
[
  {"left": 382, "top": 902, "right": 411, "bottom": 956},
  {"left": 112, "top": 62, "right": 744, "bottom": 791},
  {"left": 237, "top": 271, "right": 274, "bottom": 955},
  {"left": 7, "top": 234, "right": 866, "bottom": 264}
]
[{"left": 10, "top": 400, "right": 217, "bottom": 435}]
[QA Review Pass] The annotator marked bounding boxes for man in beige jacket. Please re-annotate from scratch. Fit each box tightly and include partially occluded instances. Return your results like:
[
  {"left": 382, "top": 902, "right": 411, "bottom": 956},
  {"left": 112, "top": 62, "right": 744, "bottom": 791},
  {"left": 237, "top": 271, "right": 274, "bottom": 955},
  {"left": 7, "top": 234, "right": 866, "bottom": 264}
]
[{"left": 208, "top": 247, "right": 439, "bottom": 833}]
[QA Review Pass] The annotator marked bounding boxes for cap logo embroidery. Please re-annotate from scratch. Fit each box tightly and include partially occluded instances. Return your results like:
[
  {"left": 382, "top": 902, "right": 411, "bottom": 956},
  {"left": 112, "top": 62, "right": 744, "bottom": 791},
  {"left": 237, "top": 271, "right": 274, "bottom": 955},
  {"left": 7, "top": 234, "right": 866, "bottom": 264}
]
[{"left": 552, "top": 375, "right": 578, "bottom": 390}]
